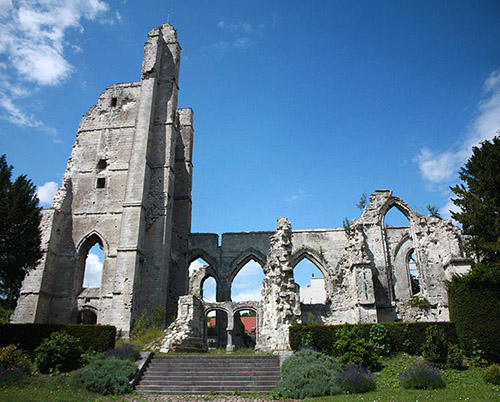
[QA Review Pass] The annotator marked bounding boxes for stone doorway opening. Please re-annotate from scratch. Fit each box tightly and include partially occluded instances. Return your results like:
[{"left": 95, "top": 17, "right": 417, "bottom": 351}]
[
  {"left": 205, "top": 309, "right": 228, "bottom": 350},
  {"left": 233, "top": 308, "right": 257, "bottom": 349},
  {"left": 77, "top": 308, "right": 97, "bottom": 324}
]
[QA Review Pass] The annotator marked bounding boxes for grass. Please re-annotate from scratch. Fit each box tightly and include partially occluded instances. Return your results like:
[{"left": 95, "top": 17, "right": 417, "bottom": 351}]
[
  {"left": 0, "top": 375, "right": 100, "bottom": 402},
  {"left": 307, "top": 353, "right": 500, "bottom": 401},
  {"left": 2, "top": 353, "right": 499, "bottom": 401}
]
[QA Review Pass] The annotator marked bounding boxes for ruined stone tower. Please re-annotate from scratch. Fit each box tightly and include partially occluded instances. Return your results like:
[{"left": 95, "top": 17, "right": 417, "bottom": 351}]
[{"left": 12, "top": 24, "right": 193, "bottom": 334}]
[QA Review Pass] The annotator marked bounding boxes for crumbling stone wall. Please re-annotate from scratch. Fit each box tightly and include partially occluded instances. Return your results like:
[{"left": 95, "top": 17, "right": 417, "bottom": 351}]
[
  {"left": 12, "top": 21, "right": 470, "bottom": 349},
  {"left": 12, "top": 24, "right": 194, "bottom": 334},
  {"left": 258, "top": 217, "right": 301, "bottom": 351}
]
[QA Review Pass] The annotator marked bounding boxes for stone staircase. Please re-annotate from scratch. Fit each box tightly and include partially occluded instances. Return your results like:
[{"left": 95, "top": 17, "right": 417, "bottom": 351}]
[{"left": 135, "top": 355, "right": 281, "bottom": 394}]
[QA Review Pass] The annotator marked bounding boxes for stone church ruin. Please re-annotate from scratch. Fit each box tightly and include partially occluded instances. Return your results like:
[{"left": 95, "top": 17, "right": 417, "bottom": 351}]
[{"left": 12, "top": 23, "right": 471, "bottom": 352}]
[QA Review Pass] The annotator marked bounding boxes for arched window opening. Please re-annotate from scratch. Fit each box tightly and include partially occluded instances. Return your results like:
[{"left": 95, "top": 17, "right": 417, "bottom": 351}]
[
  {"left": 77, "top": 309, "right": 97, "bottom": 325},
  {"left": 206, "top": 310, "right": 228, "bottom": 349},
  {"left": 234, "top": 309, "right": 257, "bottom": 349},
  {"left": 231, "top": 259, "right": 265, "bottom": 301},
  {"left": 201, "top": 276, "right": 217, "bottom": 302},
  {"left": 407, "top": 251, "right": 420, "bottom": 295},
  {"left": 83, "top": 242, "right": 103, "bottom": 288},
  {"left": 384, "top": 206, "right": 411, "bottom": 228},
  {"left": 189, "top": 258, "right": 209, "bottom": 275},
  {"left": 294, "top": 258, "right": 326, "bottom": 304}
]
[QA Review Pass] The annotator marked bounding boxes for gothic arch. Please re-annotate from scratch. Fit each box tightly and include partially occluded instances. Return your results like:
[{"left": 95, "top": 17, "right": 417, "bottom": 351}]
[
  {"left": 291, "top": 248, "right": 328, "bottom": 278},
  {"left": 76, "top": 230, "right": 108, "bottom": 256},
  {"left": 379, "top": 197, "right": 416, "bottom": 227},
  {"left": 229, "top": 248, "right": 267, "bottom": 284},
  {"left": 187, "top": 249, "right": 219, "bottom": 271},
  {"left": 75, "top": 230, "right": 107, "bottom": 293}
]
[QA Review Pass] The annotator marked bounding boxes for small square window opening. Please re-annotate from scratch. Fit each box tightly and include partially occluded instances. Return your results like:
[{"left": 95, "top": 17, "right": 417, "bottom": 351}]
[
  {"left": 96, "top": 178, "right": 106, "bottom": 189},
  {"left": 97, "top": 159, "right": 107, "bottom": 170},
  {"left": 110, "top": 97, "right": 117, "bottom": 107}
]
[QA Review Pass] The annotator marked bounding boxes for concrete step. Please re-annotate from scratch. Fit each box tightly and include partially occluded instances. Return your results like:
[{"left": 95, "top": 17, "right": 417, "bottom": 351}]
[
  {"left": 141, "top": 374, "right": 280, "bottom": 381},
  {"left": 135, "top": 385, "right": 277, "bottom": 394},
  {"left": 135, "top": 355, "right": 281, "bottom": 394}
]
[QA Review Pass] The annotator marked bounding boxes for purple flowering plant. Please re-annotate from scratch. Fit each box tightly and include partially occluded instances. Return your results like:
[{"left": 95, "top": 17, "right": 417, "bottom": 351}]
[
  {"left": 399, "top": 362, "right": 445, "bottom": 389},
  {"left": 0, "top": 365, "right": 26, "bottom": 385},
  {"left": 103, "top": 344, "right": 140, "bottom": 361},
  {"left": 337, "top": 364, "right": 376, "bottom": 394}
]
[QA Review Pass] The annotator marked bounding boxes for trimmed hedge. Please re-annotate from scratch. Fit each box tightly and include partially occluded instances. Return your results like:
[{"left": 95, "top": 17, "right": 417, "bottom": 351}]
[
  {"left": 0, "top": 324, "right": 115, "bottom": 355},
  {"left": 289, "top": 322, "right": 458, "bottom": 356},
  {"left": 448, "top": 264, "right": 500, "bottom": 363}
]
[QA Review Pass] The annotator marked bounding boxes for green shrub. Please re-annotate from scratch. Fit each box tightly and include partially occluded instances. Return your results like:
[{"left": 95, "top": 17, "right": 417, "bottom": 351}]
[
  {"left": 399, "top": 362, "right": 445, "bottom": 390},
  {"left": 0, "top": 324, "right": 115, "bottom": 354},
  {"left": 483, "top": 364, "right": 500, "bottom": 385},
  {"left": 289, "top": 322, "right": 457, "bottom": 356},
  {"left": 275, "top": 350, "right": 342, "bottom": 399},
  {"left": 0, "top": 344, "right": 33, "bottom": 374},
  {"left": 72, "top": 355, "right": 137, "bottom": 395},
  {"left": 468, "top": 339, "right": 488, "bottom": 366},
  {"left": 422, "top": 325, "right": 449, "bottom": 366},
  {"left": 447, "top": 263, "right": 500, "bottom": 363},
  {"left": 151, "top": 307, "right": 166, "bottom": 328},
  {"left": 369, "top": 324, "right": 391, "bottom": 356},
  {"left": 332, "top": 325, "right": 380, "bottom": 371},
  {"left": 0, "top": 306, "right": 13, "bottom": 324},
  {"left": 446, "top": 344, "right": 465, "bottom": 370},
  {"left": 34, "top": 332, "right": 83, "bottom": 373}
]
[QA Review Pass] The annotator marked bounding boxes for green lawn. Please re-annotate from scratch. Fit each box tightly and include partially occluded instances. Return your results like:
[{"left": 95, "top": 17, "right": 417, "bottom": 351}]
[
  {"left": 308, "top": 354, "right": 500, "bottom": 402},
  {"left": 1, "top": 354, "right": 499, "bottom": 402}
]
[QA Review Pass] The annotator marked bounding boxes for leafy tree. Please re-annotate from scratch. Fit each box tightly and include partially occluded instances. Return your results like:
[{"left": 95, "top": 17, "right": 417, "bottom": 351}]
[
  {"left": 426, "top": 205, "right": 441, "bottom": 219},
  {"left": 450, "top": 136, "right": 500, "bottom": 264},
  {"left": 0, "top": 155, "right": 42, "bottom": 309},
  {"left": 356, "top": 190, "right": 368, "bottom": 211}
]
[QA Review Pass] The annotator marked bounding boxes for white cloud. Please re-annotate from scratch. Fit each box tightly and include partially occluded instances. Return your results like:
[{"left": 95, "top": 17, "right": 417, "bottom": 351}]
[
  {"left": 217, "top": 21, "right": 252, "bottom": 33},
  {"left": 286, "top": 190, "right": 312, "bottom": 202},
  {"left": 189, "top": 258, "right": 209, "bottom": 274},
  {"left": 232, "top": 289, "right": 262, "bottom": 302},
  {"left": 36, "top": 181, "right": 59, "bottom": 207},
  {"left": 202, "top": 277, "right": 216, "bottom": 302},
  {"left": 234, "top": 37, "right": 253, "bottom": 49},
  {"left": 212, "top": 20, "right": 255, "bottom": 54},
  {"left": 440, "top": 197, "right": 461, "bottom": 222},
  {"left": 416, "top": 69, "right": 500, "bottom": 188},
  {"left": 0, "top": 0, "right": 12, "bottom": 17},
  {"left": 83, "top": 252, "right": 103, "bottom": 288},
  {"left": 212, "top": 40, "right": 231, "bottom": 53},
  {"left": 232, "top": 260, "right": 264, "bottom": 299},
  {"left": 0, "top": 0, "right": 112, "bottom": 137}
]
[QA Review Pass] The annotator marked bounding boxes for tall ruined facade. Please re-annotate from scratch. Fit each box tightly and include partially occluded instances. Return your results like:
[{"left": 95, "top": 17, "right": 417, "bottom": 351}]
[
  {"left": 12, "top": 24, "right": 193, "bottom": 333},
  {"left": 13, "top": 23, "right": 471, "bottom": 349}
]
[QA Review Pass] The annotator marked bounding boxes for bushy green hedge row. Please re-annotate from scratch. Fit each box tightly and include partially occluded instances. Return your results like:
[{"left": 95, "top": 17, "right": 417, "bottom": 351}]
[
  {"left": 448, "top": 264, "right": 500, "bottom": 363},
  {"left": 289, "top": 322, "right": 458, "bottom": 355},
  {"left": 0, "top": 324, "right": 115, "bottom": 354}
]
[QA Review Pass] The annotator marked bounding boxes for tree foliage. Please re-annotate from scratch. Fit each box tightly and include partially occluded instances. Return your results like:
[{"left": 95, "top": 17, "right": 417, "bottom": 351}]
[
  {"left": 426, "top": 205, "right": 441, "bottom": 219},
  {"left": 0, "top": 155, "right": 42, "bottom": 308},
  {"left": 450, "top": 136, "right": 500, "bottom": 264},
  {"left": 356, "top": 190, "right": 368, "bottom": 211}
]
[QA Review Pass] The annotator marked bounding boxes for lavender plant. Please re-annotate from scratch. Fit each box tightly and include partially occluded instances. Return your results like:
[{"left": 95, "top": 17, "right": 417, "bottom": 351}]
[
  {"left": 103, "top": 344, "right": 140, "bottom": 361},
  {"left": 0, "top": 366, "right": 26, "bottom": 385},
  {"left": 337, "top": 364, "right": 376, "bottom": 394},
  {"left": 399, "top": 362, "right": 445, "bottom": 389}
]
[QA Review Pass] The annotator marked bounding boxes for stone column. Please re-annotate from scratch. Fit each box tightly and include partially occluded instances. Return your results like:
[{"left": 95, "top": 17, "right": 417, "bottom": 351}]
[{"left": 258, "top": 217, "right": 301, "bottom": 351}]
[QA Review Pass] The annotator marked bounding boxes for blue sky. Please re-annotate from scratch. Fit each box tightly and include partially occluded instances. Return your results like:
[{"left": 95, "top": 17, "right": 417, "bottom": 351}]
[{"left": 1, "top": 1, "right": 500, "bottom": 297}]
